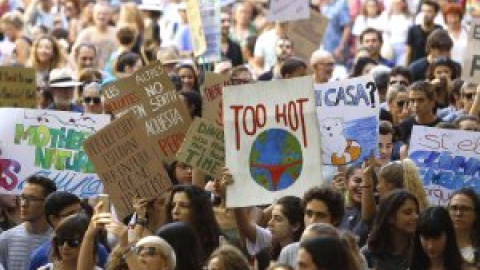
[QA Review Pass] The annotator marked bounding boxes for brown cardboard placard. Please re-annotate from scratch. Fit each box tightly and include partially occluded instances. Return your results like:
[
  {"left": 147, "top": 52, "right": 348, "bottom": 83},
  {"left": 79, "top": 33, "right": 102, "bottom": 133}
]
[
  {"left": 176, "top": 117, "right": 225, "bottom": 178},
  {"left": 201, "top": 72, "right": 230, "bottom": 127},
  {"left": 286, "top": 10, "right": 329, "bottom": 62},
  {"left": 462, "top": 18, "right": 480, "bottom": 82},
  {"left": 102, "top": 61, "right": 193, "bottom": 164},
  {"left": 83, "top": 112, "right": 172, "bottom": 220},
  {"left": 0, "top": 67, "right": 36, "bottom": 108}
]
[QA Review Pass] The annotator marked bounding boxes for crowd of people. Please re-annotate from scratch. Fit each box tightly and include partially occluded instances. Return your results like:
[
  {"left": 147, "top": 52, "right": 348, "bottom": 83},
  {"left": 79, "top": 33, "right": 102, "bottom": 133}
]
[{"left": 0, "top": 0, "right": 480, "bottom": 270}]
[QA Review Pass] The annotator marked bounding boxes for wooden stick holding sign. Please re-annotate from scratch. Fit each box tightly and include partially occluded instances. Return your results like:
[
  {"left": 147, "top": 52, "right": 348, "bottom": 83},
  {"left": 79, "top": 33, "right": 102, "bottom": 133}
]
[{"left": 83, "top": 112, "right": 172, "bottom": 220}]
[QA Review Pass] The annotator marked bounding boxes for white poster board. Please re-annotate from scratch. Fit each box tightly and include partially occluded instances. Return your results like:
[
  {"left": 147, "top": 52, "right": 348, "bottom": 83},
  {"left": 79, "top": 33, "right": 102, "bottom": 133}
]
[
  {"left": 224, "top": 77, "right": 323, "bottom": 207},
  {"left": 314, "top": 75, "right": 380, "bottom": 166},
  {"left": 0, "top": 108, "right": 110, "bottom": 197},
  {"left": 461, "top": 18, "right": 480, "bottom": 82},
  {"left": 198, "top": 0, "right": 221, "bottom": 63},
  {"left": 266, "top": 0, "right": 310, "bottom": 22},
  {"left": 409, "top": 126, "right": 480, "bottom": 205}
]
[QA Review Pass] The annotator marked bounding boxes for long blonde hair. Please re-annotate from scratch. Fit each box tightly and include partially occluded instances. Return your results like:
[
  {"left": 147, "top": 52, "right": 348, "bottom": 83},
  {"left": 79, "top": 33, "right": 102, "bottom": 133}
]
[{"left": 27, "top": 35, "right": 66, "bottom": 71}]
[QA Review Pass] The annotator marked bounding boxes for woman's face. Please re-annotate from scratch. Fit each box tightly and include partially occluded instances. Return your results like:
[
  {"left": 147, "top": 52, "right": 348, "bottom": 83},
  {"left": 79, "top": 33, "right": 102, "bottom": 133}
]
[
  {"left": 297, "top": 248, "right": 318, "bottom": 270},
  {"left": 36, "top": 38, "right": 54, "bottom": 64},
  {"left": 366, "top": 0, "right": 379, "bottom": 17},
  {"left": 392, "top": 199, "right": 419, "bottom": 235},
  {"left": 420, "top": 233, "right": 447, "bottom": 261},
  {"left": 433, "top": 65, "right": 452, "bottom": 80},
  {"left": 347, "top": 169, "right": 363, "bottom": 204},
  {"left": 449, "top": 194, "right": 476, "bottom": 232},
  {"left": 179, "top": 67, "right": 196, "bottom": 92},
  {"left": 392, "top": 0, "right": 405, "bottom": 13},
  {"left": 171, "top": 191, "right": 192, "bottom": 223},
  {"left": 446, "top": 13, "right": 461, "bottom": 27},
  {"left": 56, "top": 237, "right": 82, "bottom": 262},
  {"left": 174, "top": 162, "right": 192, "bottom": 184},
  {"left": 137, "top": 244, "right": 168, "bottom": 270},
  {"left": 83, "top": 88, "right": 103, "bottom": 114},
  {"left": 268, "top": 204, "right": 296, "bottom": 244}
]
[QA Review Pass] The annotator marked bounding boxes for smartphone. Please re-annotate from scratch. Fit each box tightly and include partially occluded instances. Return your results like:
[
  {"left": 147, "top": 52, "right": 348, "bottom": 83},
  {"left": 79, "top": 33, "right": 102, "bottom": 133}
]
[{"left": 98, "top": 194, "right": 110, "bottom": 214}]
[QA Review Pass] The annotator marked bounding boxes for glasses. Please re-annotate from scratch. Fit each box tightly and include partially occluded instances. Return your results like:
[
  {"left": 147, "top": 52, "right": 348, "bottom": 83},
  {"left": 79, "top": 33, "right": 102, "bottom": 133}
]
[
  {"left": 54, "top": 237, "right": 82, "bottom": 248},
  {"left": 134, "top": 246, "right": 163, "bottom": 257},
  {"left": 19, "top": 195, "right": 45, "bottom": 204},
  {"left": 390, "top": 80, "right": 408, "bottom": 86},
  {"left": 448, "top": 205, "right": 475, "bottom": 214},
  {"left": 396, "top": 100, "right": 409, "bottom": 107},
  {"left": 83, "top": 96, "right": 101, "bottom": 105},
  {"left": 463, "top": 93, "right": 477, "bottom": 100}
]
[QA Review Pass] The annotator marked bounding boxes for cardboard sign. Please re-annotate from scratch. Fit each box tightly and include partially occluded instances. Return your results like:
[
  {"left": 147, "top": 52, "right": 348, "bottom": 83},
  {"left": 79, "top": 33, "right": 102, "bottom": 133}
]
[
  {"left": 202, "top": 72, "right": 230, "bottom": 126},
  {"left": 0, "top": 108, "right": 110, "bottom": 197},
  {"left": 186, "top": 0, "right": 207, "bottom": 56},
  {"left": 286, "top": 10, "right": 328, "bottom": 62},
  {"left": 314, "top": 75, "right": 380, "bottom": 166},
  {"left": 176, "top": 118, "right": 225, "bottom": 178},
  {"left": 198, "top": 0, "right": 221, "bottom": 63},
  {"left": 0, "top": 67, "right": 36, "bottom": 108},
  {"left": 224, "top": 77, "right": 323, "bottom": 207},
  {"left": 83, "top": 112, "right": 172, "bottom": 220},
  {"left": 462, "top": 18, "right": 480, "bottom": 82},
  {"left": 409, "top": 126, "right": 480, "bottom": 206},
  {"left": 267, "top": 0, "right": 310, "bottom": 22},
  {"left": 103, "top": 61, "right": 192, "bottom": 164}
]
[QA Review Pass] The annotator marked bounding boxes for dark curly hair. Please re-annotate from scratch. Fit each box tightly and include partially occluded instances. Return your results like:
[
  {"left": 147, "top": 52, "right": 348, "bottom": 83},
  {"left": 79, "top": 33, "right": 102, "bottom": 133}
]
[
  {"left": 302, "top": 186, "right": 345, "bottom": 226},
  {"left": 165, "top": 185, "right": 221, "bottom": 261}
]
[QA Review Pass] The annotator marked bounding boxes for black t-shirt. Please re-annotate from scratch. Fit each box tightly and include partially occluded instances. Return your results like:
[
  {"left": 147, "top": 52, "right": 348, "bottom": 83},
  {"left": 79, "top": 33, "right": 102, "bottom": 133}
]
[
  {"left": 222, "top": 39, "right": 244, "bottom": 67},
  {"left": 406, "top": 24, "right": 442, "bottom": 64},
  {"left": 397, "top": 116, "right": 442, "bottom": 143}
]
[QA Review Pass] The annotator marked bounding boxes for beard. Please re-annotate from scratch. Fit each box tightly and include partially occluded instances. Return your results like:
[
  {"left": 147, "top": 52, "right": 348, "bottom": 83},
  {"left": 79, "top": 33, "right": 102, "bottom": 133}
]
[{"left": 53, "top": 95, "right": 72, "bottom": 107}]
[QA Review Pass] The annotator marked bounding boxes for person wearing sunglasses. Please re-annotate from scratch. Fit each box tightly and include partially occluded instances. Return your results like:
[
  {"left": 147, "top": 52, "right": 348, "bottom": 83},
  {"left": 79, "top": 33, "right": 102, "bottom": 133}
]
[
  {"left": 385, "top": 84, "right": 410, "bottom": 126},
  {"left": 134, "top": 236, "right": 176, "bottom": 270},
  {"left": 39, "top": 213, "right": 102, "bottom": 270},
  {"left": 82, "top": 82, "right": 103, "bottom": 114}
]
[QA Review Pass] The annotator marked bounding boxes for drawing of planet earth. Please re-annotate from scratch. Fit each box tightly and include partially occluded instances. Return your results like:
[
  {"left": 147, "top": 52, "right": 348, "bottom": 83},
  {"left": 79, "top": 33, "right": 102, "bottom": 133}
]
[{"left": 249, "top": 128, "right": 303, "bottom": 191}]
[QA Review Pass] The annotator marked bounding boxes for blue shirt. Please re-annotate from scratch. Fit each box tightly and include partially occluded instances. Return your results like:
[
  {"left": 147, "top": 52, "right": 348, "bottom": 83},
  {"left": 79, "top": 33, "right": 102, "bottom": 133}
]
[
  {"left": 28, "top": 241, "right": 108, "bottom": 270},
  {"left": 321, "top": 0, "right": 350, "bottom": 53}
]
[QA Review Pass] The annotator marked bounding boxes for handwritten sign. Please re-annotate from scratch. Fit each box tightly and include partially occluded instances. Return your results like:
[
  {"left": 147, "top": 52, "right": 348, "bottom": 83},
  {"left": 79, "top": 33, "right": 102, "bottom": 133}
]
[
  {"left": 84, "top": 113, "right": 172, "bottom": 220},
  {"left": 0, "top": 108, "right": 110, "bottom": 197},
  {"left": 186, "top": 0, "right": 207, "bottom": 57},
  {"left": 202, "top": 72, "right": 230, "bottom": 126},
  {"left": 409, "top": 126, "right": 480, "bottom": 206},
  {"left": 0, "top": 67, "right": 36, "bottom": 108},
  {"left": 224, "top": 76, "right": 323, "bottom": 207},
  {"left": 462, "top": 18, "right": 480, "bottom": 82},
  {"left": 198, "top": 0, "right": 221, "bottom": 63},
  {"left": 103, "top": 61, "right": 192, "bottom": 164},
  {"left": 314, "top": 75, "right": 380, "bottom": 166},
  {"left": 267, "top": 0, "right": 309, "bottom": 22},
  {"left": 286, "top": 10, "right": 328, "bottom": 62},
  {"left": 176, "top": 118, "right": 224, "bottom": 178}
]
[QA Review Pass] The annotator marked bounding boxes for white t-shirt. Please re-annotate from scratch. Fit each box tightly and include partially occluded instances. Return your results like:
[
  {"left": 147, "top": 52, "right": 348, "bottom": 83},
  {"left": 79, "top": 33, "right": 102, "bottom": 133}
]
[
  {"left": 352, "top": 15, "right": 384, "bottom": 36},
  {"left": 381, "top": 13, "right": 413, "bottom": 44},
  {"left": 449, "top": 28, "right": 468, "bottom": 64},
  {"left": 253, "top": 29, "right": 279, "bottom": 72},
  {"left": 246, "top": 225, "right": 272, "bottom": 256}
]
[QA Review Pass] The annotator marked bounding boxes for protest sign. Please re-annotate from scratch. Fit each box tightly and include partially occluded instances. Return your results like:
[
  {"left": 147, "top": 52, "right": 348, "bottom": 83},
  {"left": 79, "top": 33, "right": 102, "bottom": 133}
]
[
  {"left": 224, "top": 77, "right": 323, "bottom": 207},
  {"left": 0, "top": 67, "right": 36, "bottom": 108},
  {"left": 198, "top": 0, "right": 221, "bottom": 63},
  {"left": 103, "top": 61, "right": 192, "bottom": 164},
  {"left": 176, "top": 118, "right": 224, "bottom": 178},
  {"left": 409, "top": 126, "right": 480, "bottom": 206},
  {"left": 202, "top": 72, "right": 230, "bottom": 126},
  {"left": 314, "top": 75, "right": 380, "bottom": 166},
  {"left": 186, "top": 0, "right": 207, "bottom": 57},
  {"left": 84, "top": 112, "right": 172, "bottom": 220},
  {"left": 266, "top": 0, "right": 309, "bottom": 22},
  {"left": 0, "top": 108, "right": 110, "bottom": 197},
  {"left": 286, "top": 10, "right": 328, "bottom": 62},
  {"left": 462, "top": 18, "right": 480, "bottom": 82}
]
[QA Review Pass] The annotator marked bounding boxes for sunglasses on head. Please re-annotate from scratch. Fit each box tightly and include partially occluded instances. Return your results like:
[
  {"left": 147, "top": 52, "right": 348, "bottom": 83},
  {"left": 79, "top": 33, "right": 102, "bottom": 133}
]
[
  {"left": 83, "top": 96, "right": 101, "bottom": 104},
  {"left": 464, "top": 93, "right": 477, "bottom": 100},
  {"left": 54, "top": 237, "right": 82, "bottom": 248}
]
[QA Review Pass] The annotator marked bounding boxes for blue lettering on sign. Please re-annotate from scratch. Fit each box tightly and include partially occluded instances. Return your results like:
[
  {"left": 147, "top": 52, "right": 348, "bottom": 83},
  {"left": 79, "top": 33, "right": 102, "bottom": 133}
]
[
  {"left": 316, "top": 84, "right": 372, "bottom": 107},
  {"left": 409, "top": 150, "right": 480, "bottom": 193}
]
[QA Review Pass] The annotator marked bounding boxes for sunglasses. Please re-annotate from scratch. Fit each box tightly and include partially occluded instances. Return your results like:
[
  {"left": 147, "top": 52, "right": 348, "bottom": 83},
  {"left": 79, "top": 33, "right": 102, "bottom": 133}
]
[
  {"left": 54, "top": 237, "right": 82, "bottom": 248},
  {"left": 396, "top": 100, "right": 409, "bottom": 107},
  {"left": 390, "top": 80, "right": 408, "bottom": 86},
  {"left": 464, "top": 93, "right": 477, "bottom": 100},
  {"left": 83, "top": 96, "right": 101, "bottom": 105}
]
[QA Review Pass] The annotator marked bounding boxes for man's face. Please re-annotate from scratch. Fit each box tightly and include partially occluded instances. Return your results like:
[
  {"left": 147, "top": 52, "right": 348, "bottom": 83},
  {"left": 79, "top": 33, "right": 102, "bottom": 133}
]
[
  {"left": 303, "top": 199, "right": 332, "bottom": 227},
  {"left": 275, "top": 39, "right": 293, "bottom": 61},
  {"left": 422, "top": 4, "right": 437, "bottom": 24},
  {"left": 389, "top": 74, "right": 409, "bottom": 87},
  {"left": 313, "top": 56, "right": 335, "bottom": 83},
  {"left": 377, "top": 134, "right": 393, "bottom": 166},
  {"left": 52, "top": 88, "right": 74, "bottom": 107},
  {"left": 93, "top": 4, "right": 110, "bottom": 27},
  {"left": 220, "top": 13, "right": 231, "bottom": 37},
  {"left": 409, "top": 90, "right": 435, "bottom": 118},
  {"left": 20, "top": 183, "right": 46, "bottom": 223},
  {"left": 77, "top": 46, "right": 96, "bottom": 69},
  {"left": 362, "top": 32, "right": 381, "bottom": 56}
]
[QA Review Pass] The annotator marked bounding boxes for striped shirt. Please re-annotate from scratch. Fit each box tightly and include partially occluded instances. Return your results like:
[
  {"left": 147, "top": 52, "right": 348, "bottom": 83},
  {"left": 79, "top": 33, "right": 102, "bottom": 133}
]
[{"left": 0, "top": 223, "right": 52, "bottom": 270}]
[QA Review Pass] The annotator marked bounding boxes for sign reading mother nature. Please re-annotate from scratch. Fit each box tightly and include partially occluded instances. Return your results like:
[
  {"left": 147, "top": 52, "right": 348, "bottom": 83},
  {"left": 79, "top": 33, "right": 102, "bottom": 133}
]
[
  {"left": 0, "top": 108, "right": 110, "bottom": 197},
  {"left": 314, "top": 75, "right": 380, "bottom": 166},
  {"left": 409, "top": 126, "right": 480, "bottom": 206},
  {"left": 224, "top": 77, "right": 323, "bottom": 207}
]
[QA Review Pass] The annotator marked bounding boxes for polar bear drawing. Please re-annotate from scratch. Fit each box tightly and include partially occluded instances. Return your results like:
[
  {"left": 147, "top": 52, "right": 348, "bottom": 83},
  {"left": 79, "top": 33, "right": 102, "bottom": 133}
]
[{"left": 320, "top": 118, "right": 361, "bottom": 165}]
